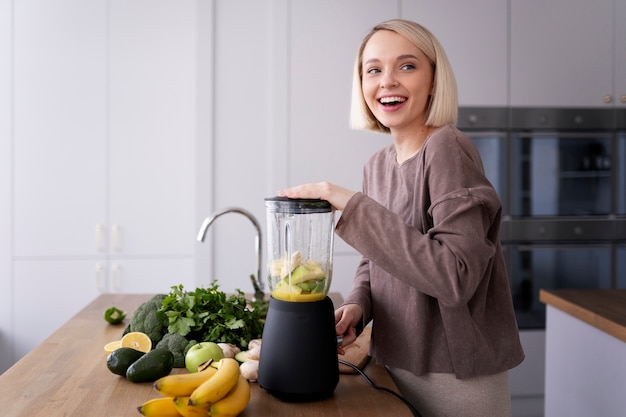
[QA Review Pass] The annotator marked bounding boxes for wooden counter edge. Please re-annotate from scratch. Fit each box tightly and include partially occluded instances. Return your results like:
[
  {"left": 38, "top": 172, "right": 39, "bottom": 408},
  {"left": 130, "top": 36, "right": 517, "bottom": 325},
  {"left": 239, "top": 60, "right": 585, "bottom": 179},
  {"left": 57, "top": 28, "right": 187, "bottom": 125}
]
[
  {"left": 0, "top": 293, "right": 414, "bottom": 417},
  {"left": 539, "top": 289, "right": 626, "bottom": 344}
]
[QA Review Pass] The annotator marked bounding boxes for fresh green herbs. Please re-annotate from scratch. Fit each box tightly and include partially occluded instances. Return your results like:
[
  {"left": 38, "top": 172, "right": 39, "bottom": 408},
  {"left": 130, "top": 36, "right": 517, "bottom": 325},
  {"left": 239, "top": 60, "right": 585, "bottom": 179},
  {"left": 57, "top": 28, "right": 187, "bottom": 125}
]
[{"left": 159, "top": 283, "right": 264, "bottom": 349}]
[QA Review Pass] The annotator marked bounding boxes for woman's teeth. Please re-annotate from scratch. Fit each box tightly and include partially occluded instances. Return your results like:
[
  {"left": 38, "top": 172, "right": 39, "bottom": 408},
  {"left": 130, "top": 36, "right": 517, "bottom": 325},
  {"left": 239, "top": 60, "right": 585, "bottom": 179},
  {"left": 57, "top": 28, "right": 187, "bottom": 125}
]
[{"left": 379, "top": 96, "right": 406, "bottom": 105}]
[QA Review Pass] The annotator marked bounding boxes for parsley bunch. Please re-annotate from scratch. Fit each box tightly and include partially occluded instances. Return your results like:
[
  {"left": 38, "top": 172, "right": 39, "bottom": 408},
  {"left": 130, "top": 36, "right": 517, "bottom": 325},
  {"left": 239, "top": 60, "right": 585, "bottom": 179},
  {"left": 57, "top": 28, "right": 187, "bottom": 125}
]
[{"left": 159, "top": 283, "right": 264, "bottom": 349}]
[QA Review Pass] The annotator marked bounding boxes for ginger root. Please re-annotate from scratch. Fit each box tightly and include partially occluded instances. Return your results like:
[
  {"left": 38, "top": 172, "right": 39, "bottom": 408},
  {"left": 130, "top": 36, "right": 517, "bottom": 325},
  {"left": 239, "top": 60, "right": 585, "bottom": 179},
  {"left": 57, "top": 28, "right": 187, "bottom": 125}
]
[
  {"left": 240, "top": 360, "right": 259, "bottom": 382},
  {"left": 217, "top": 343, "right": 241, "bottom": 359}
]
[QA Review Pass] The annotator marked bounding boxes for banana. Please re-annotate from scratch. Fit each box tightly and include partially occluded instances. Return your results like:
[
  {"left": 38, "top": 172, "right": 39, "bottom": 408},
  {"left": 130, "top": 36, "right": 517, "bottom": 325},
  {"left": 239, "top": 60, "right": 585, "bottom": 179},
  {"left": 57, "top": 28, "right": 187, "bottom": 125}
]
[
  {"left": 154, "top": 366, "right": 218, "bottom": 397},
  {"left": 137, "top": 397, "right": 181, "bottom": 417},
  {"left": 208, "top": 374, "right": 250, "bottom": 417},
  {"left": 188, "top": 358, "right": 240, "bottom": 407},
  {"left": 172, "top": 396, "right": 209, "bottom": 417}
]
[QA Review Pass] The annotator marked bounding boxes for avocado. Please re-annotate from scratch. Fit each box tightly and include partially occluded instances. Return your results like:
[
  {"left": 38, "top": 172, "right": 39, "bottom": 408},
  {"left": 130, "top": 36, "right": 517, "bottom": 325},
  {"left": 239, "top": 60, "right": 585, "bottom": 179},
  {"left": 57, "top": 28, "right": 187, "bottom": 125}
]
[
  {"left": 313, "top": 280, "right": 326, "bottom": 293},
  {"left": 296, "top": 280, "right": 318, "bottom": 292},
  {"left": 287, "top": 264, "right": 325, "bottom": 284},
  {"left": 106, "top": 347, "right": 145, "bottom": 376},
  {"left": 126, "top": 348, "right": 174, "bottom": 383}
]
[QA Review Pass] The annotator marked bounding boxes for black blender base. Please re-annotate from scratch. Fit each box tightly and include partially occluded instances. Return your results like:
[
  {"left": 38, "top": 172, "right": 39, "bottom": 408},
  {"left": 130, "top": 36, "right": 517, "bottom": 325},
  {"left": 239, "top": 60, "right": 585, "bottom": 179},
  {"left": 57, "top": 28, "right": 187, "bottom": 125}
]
[
  {"left": 261, "top": 387, "right": 335, "bottom": 403},
  {"left": 258, "top": 296, "right": 339, "bottom": 402}
]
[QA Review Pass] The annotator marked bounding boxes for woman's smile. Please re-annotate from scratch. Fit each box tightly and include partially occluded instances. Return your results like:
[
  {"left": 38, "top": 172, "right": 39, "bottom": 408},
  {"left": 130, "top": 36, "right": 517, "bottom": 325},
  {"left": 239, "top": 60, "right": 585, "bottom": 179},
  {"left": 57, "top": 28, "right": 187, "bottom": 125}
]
[{"left": 378, "top": 95, "right": 408, "bottom": 111}]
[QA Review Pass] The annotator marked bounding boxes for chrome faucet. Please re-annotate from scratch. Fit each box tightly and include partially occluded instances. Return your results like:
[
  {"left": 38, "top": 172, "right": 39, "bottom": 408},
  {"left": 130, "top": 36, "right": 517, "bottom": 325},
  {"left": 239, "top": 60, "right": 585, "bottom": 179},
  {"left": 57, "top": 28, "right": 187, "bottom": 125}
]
[{"left": 197, "top": 207, "right": 264, "bottom": 300}]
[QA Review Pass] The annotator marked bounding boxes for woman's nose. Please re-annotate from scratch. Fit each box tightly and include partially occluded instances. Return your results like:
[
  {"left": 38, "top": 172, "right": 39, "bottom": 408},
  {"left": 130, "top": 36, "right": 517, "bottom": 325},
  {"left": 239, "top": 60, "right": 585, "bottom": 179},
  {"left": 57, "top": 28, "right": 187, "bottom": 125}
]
[{"left": 380, "top": 72, "right": 398, "bottom": 88}]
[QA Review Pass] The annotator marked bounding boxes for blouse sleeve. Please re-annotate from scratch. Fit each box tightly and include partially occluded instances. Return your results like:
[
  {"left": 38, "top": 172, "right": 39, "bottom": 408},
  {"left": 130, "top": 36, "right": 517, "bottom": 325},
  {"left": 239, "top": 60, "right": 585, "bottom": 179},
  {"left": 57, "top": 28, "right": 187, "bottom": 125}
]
[
  {"left": 341, "top": 255, "right": 373, "bottom": 329},
  {"left": 335, "top": 130, "right": 502, "bottom": 308}
]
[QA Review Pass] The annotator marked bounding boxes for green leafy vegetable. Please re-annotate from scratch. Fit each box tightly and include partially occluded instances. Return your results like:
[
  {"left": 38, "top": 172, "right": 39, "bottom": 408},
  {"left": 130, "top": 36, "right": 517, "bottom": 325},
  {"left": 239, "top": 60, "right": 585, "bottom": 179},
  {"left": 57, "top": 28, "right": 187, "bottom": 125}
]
[{"left": 159, "top": 283, "right": 264, "bottom": 349}]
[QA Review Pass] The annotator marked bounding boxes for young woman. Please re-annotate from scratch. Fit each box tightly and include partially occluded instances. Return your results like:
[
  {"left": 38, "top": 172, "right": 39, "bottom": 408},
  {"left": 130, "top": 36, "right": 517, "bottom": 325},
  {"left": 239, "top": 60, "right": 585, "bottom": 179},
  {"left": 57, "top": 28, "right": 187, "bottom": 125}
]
[{"left": 278, "top": 19, "right": 524, "bottom": 417}]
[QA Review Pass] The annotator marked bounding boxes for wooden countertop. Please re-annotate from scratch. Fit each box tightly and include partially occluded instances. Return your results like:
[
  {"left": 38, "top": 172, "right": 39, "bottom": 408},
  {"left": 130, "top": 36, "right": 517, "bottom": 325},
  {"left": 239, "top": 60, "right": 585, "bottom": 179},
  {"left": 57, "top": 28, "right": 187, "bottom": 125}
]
[
  {"left": 0, "top": 293, "right": 413, "bottom": 417},
  {"left": 539, "top": 289, "right": 626, "bottom": 343}
]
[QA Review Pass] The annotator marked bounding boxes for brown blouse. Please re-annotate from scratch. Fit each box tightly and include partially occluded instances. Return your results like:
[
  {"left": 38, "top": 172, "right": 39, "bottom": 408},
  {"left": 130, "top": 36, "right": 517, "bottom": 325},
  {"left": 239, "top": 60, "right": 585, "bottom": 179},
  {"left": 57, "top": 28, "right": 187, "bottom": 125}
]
[{"left": 337, "top": 125, "right": 524, "bottom": 379}]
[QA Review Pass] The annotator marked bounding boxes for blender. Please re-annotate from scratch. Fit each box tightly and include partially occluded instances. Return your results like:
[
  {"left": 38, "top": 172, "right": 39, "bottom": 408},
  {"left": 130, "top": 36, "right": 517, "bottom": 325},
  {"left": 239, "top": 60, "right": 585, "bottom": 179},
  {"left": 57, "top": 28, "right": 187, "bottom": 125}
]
[{"left": 258, "top": 197, "right": 339, "bottom": 401}]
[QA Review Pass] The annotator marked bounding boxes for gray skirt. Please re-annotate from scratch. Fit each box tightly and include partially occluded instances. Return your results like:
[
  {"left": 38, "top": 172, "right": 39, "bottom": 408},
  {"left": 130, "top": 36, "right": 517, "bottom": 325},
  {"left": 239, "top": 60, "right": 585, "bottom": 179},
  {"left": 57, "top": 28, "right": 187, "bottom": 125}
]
[{"left": 386, "top": 366, "right": 512, "bottom": 417}]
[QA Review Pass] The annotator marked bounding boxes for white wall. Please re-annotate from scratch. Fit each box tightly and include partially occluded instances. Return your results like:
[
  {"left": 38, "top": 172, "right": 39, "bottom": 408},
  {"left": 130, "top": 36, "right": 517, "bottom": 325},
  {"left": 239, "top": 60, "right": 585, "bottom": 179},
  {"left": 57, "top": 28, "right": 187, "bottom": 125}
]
[{"left": 0, "top": 0, "right": 14, "bottom": 372}]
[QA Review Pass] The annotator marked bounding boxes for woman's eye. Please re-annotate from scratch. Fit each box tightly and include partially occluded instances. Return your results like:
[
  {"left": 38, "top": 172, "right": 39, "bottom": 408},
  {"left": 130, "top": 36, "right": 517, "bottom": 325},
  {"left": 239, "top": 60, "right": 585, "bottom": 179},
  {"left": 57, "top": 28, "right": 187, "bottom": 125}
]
[
  {"left": 400, "top": 63, "right": 416, "bottom": 70},
  {"left": 366, "top": 67, "right": 381, "bottom": 74}
]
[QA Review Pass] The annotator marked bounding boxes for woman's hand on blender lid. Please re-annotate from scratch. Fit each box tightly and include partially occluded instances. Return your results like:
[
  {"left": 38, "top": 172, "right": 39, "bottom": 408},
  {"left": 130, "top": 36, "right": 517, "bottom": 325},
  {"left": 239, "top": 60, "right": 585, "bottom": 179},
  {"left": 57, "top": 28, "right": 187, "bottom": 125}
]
[{"left": 278, "top": 181, "right": 356, "bottom": 212}]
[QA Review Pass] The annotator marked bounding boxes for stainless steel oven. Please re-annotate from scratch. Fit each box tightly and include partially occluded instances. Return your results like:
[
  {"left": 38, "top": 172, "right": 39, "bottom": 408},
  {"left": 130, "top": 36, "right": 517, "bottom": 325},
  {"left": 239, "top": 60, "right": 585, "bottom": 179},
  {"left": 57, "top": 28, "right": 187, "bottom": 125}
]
[
  {"left": 619, "top": 124, "right": 626, "bottom": 215},
  {"left": 459, "top": 107, "right": 626, "bottom": 329}
]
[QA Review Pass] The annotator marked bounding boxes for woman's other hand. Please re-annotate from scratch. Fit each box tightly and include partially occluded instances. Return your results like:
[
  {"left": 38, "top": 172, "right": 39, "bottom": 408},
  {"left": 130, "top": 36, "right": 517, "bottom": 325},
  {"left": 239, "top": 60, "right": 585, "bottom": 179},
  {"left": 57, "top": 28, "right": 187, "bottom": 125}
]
[
  {"left": 277, "top": 181, "right": 356, "bottom": 211},
  {"left": 334, "top": 303, "right": 363, "bottom": 355}
]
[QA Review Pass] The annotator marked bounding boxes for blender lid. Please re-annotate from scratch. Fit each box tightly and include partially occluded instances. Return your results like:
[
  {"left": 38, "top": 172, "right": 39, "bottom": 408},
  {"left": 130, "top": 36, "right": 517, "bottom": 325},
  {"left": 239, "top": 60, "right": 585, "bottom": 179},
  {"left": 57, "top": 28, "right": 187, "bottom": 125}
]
[{"left": 265, "top": 196, "right": 332, "bottom": 213}]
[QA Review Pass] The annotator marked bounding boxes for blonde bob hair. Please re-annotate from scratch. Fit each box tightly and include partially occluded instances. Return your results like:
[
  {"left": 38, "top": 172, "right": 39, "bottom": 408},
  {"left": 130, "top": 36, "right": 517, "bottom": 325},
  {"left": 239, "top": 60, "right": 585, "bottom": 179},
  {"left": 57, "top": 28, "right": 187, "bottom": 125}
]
[{"left": 350, "top": 19, "right": 458, "bottom": 132}]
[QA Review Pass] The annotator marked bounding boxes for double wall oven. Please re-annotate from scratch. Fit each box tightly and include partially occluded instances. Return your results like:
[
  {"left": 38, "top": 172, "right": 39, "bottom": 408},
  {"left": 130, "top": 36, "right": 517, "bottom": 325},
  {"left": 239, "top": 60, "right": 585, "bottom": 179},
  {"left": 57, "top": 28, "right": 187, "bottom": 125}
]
[{"left": 459, "top": 107, "right": 626, "bottom": 329}]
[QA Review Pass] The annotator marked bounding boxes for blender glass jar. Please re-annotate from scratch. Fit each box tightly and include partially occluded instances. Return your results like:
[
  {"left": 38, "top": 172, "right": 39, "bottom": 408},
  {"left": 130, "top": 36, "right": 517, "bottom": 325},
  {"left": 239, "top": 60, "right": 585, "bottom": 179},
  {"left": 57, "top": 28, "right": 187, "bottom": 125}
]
[{"left": 265, "top": 197, "right": 334, "bottom": 302}]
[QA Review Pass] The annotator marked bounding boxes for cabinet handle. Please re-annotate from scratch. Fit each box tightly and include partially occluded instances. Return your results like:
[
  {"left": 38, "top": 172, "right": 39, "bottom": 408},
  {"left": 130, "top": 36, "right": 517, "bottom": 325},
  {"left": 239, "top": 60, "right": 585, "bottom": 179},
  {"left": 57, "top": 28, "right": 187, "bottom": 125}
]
[
  {"left": 603, "top": 95, "right": 613, "bottom": 104},
  {"left": 95, "top": 224, "right": 105, "bottom": 252},
  {"left": 95, "top": 264, "right": 105, "bottom": 293},
  {"left": 112, "top": 224, "right": 121, "bottom": 252},
  {"left": 112, "top": 264, "right": 121, "bottom": 292}
]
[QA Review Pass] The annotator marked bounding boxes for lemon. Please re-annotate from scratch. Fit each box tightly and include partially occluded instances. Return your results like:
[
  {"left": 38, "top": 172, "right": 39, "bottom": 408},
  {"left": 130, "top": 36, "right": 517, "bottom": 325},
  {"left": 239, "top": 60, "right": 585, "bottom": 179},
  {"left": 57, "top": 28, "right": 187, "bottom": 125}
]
[
  {"left": 104, "top": 340, "right": 122, "bottom": 354},
  {"left": 120, "top": 332, "right": 152, "bottom": 353}
]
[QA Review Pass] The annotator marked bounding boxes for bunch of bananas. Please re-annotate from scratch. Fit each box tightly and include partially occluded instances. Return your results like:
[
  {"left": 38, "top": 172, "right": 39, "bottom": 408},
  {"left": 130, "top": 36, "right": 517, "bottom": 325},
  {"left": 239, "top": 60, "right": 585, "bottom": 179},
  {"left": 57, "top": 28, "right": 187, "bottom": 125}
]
[{"left": 138, "top": 358, "right": 250, "bottom": 417}]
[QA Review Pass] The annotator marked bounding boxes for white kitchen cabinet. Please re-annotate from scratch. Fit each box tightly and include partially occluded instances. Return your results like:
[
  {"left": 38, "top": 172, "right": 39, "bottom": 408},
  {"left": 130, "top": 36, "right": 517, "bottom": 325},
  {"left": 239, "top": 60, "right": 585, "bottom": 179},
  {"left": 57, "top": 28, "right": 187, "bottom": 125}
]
[
  {"left": 13, "top": 0, "right": 108, "bottom": 258},
  {"left": 544, "top": 305, "right": 626, "bottom": 417},
  {"left": 11, "top": 0, "right": 108, "bottom": 364},
  {"left": 108, "top": 0, "right": 197, "bottom": 259},
  {"left": 13, "top": 0, "right": 197, "bottom": 272},
  {"left": 510, "top": 0, "right": 615, "bottom": 107},
  {"left": 406, "top": 0, "right": 509, "bottom": 106},
  {"left": 11, "top": 258, "right": 194, "bottom": 361},
  {"left": 12, "top": 258, "right": 196, "bottom": 361},
  {"left": 12, "top": 260, "right": 102, "bottom": 360},
  {"left": 9, "top": 0, "right": 198, "bottom": 363},
  {"left": 101, "top": 259, "right": 195, "bottom": 294}
]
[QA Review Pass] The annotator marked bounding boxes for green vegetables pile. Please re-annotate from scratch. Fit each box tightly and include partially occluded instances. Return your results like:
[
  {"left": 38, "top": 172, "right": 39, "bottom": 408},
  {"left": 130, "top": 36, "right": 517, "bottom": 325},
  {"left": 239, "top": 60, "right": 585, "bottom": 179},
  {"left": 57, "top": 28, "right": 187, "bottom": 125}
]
[
  {"left": 122, "top": 283, "right": 265, "bottom": 367},
  {"left": 160, "top": 283, "right": 265, "bottom": 348}
]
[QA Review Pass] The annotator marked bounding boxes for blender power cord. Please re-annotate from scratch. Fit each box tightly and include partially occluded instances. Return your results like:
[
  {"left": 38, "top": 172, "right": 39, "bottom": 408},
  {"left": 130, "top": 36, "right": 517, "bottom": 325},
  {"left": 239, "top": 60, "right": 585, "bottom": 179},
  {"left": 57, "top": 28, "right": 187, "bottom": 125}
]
[{"left": 337, "top": 359, "right": 423, "bottom": 417}]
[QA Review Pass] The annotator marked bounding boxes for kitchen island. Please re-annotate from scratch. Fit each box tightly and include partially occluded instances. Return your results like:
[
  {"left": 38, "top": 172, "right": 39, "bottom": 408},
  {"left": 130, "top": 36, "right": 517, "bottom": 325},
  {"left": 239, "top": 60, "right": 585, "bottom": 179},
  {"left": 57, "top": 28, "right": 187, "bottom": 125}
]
[
  {"left": 0, "top": 293, "right": 414, "bottom": 417},
  {"left": 540, "top": 289, "right": 626, "bottom": 417}
]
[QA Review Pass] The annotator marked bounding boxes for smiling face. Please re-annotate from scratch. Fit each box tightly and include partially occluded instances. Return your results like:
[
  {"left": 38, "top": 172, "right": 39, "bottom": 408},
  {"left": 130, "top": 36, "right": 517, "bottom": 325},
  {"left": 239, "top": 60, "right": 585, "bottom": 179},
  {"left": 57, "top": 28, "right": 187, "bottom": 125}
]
[{"left": 360, "top": 30, "right": 434, "bottom": 134}]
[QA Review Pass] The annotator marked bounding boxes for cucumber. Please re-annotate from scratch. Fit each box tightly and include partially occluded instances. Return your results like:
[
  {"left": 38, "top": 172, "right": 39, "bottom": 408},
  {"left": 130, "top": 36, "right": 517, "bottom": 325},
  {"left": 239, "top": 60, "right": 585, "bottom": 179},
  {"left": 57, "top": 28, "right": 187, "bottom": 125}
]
[
  {"left": 126, "top": 348, "right": 174, "bottom": 383},
  {"left": 106, "top": 347, "right": 145, "bottom": 376}
]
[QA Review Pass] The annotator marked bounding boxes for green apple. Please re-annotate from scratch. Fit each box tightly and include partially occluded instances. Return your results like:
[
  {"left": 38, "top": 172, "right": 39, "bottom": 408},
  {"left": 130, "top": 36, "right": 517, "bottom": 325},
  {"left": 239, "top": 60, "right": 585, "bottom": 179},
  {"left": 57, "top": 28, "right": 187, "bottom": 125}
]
[{"left": 185, "top": 342, "right": 225, "bottom": 373}]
